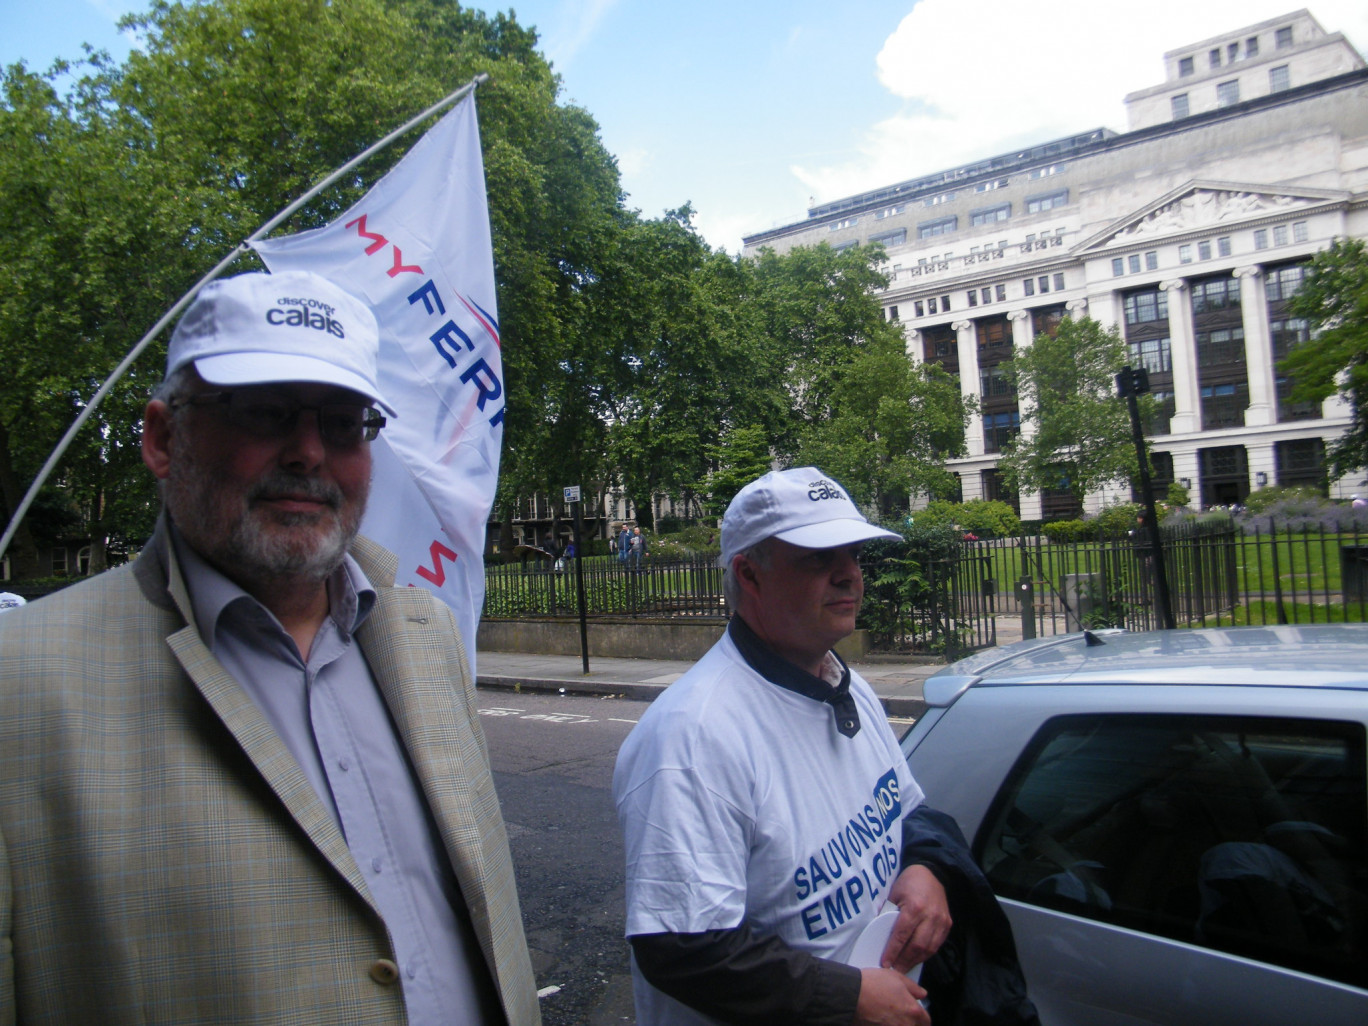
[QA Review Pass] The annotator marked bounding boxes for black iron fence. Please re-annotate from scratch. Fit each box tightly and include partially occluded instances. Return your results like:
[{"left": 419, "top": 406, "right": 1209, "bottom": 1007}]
[
  {"left": 483, "top": 555, "right": 726, "bottom": 620},
  {"left": 966, "top": 519, "right": 1368, "bottom": 637},
  {"left": 482, "top": 521, "right": 1368, "bottom": 651}
]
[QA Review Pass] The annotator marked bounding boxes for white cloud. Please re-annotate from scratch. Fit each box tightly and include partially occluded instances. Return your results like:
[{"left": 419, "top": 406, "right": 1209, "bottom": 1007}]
[
  {"left": 535, "top": 0, "right": 622, "bottom": 68},
  {"left": 791, "top": 0, "right": 1368, "bottom": 204}
]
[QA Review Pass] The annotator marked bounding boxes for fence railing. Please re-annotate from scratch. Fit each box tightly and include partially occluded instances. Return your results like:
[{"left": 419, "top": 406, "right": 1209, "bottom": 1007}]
[
  {"left": 482, "top": 522, "right": 1368, "bottom": 651},
  {"left": 966, "top": 519, "right": 1368, "bottom": 637},
  {"left": 483, "top": 555, "right": 726, "bottom": 620}
]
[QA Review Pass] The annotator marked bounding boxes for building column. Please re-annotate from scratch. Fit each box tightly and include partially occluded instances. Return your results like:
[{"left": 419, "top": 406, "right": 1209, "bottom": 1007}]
[
  {"left": 1086, "top": 289, "right": 1121, "bottom": 331},
  {"left": 1235, "top": 265, "right": 1276, "bottom": 427},
  {"left": 1172, "top": 448, "right": 1201, "bottom": 506},
  {"left": 1005, "top": 309, "right": 1044, "bottom": 520},
  {"left": 905, "top": 328, "right": 922, "bottom": 365},
  {"left": 1066, "top": 297, "right": 1089, "bottom": 322},
  {"left": 1163, "top": 279, "right": 1201, "bottom": 434},
  {"left": 954, "top": 319, "right": 984, "bottom": 457},
  {"left": 1247, "top": 439, "right": 1277, "bottom": 494}
]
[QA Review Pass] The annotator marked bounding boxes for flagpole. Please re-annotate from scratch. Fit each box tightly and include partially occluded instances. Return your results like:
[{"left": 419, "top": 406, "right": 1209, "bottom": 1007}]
[{"left": 0, "top": 73, "right": 489, "bottom": 564}]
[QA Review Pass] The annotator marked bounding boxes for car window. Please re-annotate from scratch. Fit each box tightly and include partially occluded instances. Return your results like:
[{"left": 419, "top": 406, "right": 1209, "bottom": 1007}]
[{"left": 977, "top": 713, "right": 1367, "bottom": 989}]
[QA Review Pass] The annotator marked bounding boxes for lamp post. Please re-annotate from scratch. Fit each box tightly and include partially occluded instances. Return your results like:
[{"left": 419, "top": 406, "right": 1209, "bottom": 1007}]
[{"left": 1116, "top": 366, "right": 1177, "bottom": 630}]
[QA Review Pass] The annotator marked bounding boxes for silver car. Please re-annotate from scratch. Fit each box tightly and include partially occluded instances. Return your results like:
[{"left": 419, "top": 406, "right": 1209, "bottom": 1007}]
[{"left": 901, "top": 624, "right": 1368, "bottom": 1026}]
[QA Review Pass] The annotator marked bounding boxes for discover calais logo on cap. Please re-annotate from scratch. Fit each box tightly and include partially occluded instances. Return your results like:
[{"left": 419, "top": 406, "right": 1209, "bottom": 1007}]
[
  {"left": 719, "top": 466, "right": 899, "bottom": 566},
  {"left": 166, "top": 270, "right": 395, "bottom": 415}
]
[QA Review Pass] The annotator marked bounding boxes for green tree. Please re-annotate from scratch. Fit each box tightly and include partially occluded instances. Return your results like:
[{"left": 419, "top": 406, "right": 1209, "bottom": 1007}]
[
  {"left": 997, "top": 317, "right": 1147, "bottom": 504},
  {"left": 1283, "top": 236, "right": 1368, "bottom": 478},
  {"left": 1, "top": 0, "right": 631, "bottom": 576},
  {"left": 796, "top": 342, "right": 971, "bottom": 515}
]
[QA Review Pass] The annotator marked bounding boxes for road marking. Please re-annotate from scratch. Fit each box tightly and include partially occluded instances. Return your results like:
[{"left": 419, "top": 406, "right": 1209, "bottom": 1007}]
[
  {"left": 887, "top": 717, "right": 918, "bottom": 726},
  {"left": 537, "top": 985, "right": 561, "bottom": 999},
  {"left": 608, "top": 717, "right": 639, "bottom": 724},
  {"left": 479, "top": 707, "right": 526, "bottom": 717}
]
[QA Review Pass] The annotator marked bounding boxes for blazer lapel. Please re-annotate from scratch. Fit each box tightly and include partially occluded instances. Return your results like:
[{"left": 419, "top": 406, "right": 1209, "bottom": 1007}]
[
  {"left": 357, "top": 586, "right": 503, "bottom": 967},
  {"left": 157, "top": 531, "right": 375, "bottom": 909}
]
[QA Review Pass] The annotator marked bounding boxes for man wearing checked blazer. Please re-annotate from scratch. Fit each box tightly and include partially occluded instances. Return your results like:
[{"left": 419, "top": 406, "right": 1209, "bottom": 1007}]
[{"left": 0, "top": 270, "right": 541, "bottom": 1025}]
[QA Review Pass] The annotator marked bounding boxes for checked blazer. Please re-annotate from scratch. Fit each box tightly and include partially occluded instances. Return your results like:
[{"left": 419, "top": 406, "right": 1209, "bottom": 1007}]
[{"left": 0, "top": 521, "right": 540, "bottom": 1026}]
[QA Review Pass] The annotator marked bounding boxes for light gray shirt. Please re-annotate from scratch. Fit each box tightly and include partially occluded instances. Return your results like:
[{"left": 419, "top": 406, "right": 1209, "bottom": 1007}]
[{"left": 171, "top": 526, "right": 504, "bottom": 1024}]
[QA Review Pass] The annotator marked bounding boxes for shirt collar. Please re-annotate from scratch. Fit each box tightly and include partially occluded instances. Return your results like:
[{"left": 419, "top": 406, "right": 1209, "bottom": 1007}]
[
  {"left": 727, "top": 615, "right": 861, "bottom": 738},
  {"left": 168, "top": 521, "right": 377, "bottom": 648}
]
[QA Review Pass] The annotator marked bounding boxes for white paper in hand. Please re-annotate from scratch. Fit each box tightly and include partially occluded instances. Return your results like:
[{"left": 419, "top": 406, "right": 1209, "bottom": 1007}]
[{"left": 846, "top": 909, "right": 923, "bottom": 983}]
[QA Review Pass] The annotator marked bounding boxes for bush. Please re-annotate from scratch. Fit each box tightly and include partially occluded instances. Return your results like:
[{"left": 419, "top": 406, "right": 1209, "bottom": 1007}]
[
  {"left": 1166, "top": 480, "right": 1190, "bottom": 508},
  {"left": 911, "top": 499, "right": 1020, "bottom": 538},
  {"left": 1242, "top": 485, "right": 1326, "bottom": 516},
  {"left": 1042, "top": 519, "right": 1090, "bottom": 543},
  {"left": 1090, "top": 502, "right": 1143, "bottom": 539}
]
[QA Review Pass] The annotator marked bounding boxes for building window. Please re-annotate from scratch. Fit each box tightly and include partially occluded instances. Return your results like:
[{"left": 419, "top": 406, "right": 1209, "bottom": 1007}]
[
  {"left": 1178, "top": 55, "right": 1194, "bottom": 76},
  {"left": 1275, "top": 439, "right": 1327, "bottom": 488},
  {"left": 1024, "top": 278, "right": 1035, "bottom": 296},
  {"left": 1170, "top": 93, "right": 1191, "bottom": 120},
  {"left": 832, "top": 240, "right": 857, "bottom": 252},
  {"left": 980, "top": 364, "right": 1015, "bottom": 398},
  {"left": 1293, "top": 221, "right": 1308, "bottom": 243},
  {"left": 1254, "top": 228, "right": 1269, "bottom": 250},
  {"left": 923, "top": 193, "right": 955, "bottom": 207},
  {"left": 1145, "top": 251, "right": 1158, "bottom": 271},
  {"left": 1053, "top": 272, "right": 1065, "bottom": 291},
  {"left": 980, "top": 287, "right": 991, "bottom": 304},
  {"left": 1269, "top": 64, "right": 1290, "bottom": 92},
  {"left": 1112, "top": 257, "right": 1124, "bottom": 277},
  {"left": 1129, "top": 337, "right": 1173, "bottom": 375},
  {"left": 941, "top": 295, "right": 950, "bottom": 311},
  {"left": 1124, "top": 289, "right": 1169, "bottom": 326},
  {"left": 874, "top": 204, "right": 905, "bottom": 219},
  {"left": 974, "top": 178, "right": 1008, "bottom": 193},
  {"left": 887, "top": 306, "right": 900, "bottom": 322},
  {"left": 927, "top": 297, "right": 938, "bottom": 315},
  {"left": 1027, "top": 164, "right": 1065, "bottom": 179},
  {"left": 1026, "top": 190, "right": 1068, "bottom": 214},
  {"left": 970, "top": 204, "right": 1011, "bottom": 226},
  {"left": 914, "top": 300, "right": 925, "bottom": 317},
  {"left": 967, "top": 291, "right": 978, "bottom": 307},
  {"left": 869, "top": 228, "right": 907, "bottom": 247},
  {"left": 1276, "top": 25, "right": 1293, "bottom": 49},
  {"left": 1217, "top": 80, "right": 1240, "bottom": 107},
  {"left": 829, "top": 216, "right": 859, "bottom": 231},
  {"left": 1245, "top": 36, "right": 1259, "bottom": 58},
  {"left": 1227, "top": 42, "right": 1239, "bottom": 63},
  {"left": 918, "top": 216, "right": 957, "bottom": 239},
  {"left": 1196, "top": 327, "right": 1246, "bottom": 367},
  {"left": 1266, "top": 264, "right": 1307, "bottom": 302},
  {"left": 1038, "top": 276, "right": 1051, "bottom": 294},
  {"left": 983, "top": 411, "right": 1021, "bottom": 453},
  {"left": 1192, "top": 276, "right": 1242, "bottom": 313},
  {"left": 51, "top": 547, "right": 68, "bottom": 576},
  {"left": 1179, "top": 244, "right": 1192, "bottom": 264},
  {"left": 1273, "top": 224, "right": 1289, "bottom": 246},
  {"left": 1198, "top": 240, "right": 1212, "bottom": 261},
  {"left": 1218, "top": 236, "right": 1232, "bottom": 257},
  {"left": 996, "top": 283, "right": 1006, "bottom": 302},
  {"left": 1209, "top": 48, "right": 1222, "bottom": 69},
  {"left": 1128, "top": 254, "right": 1142, "bottom": 274}
]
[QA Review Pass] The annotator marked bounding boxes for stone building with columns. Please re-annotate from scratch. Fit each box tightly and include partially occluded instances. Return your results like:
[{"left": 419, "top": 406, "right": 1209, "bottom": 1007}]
[{"left": 741, "top": 9, "right": 1368, "bottom": 520}]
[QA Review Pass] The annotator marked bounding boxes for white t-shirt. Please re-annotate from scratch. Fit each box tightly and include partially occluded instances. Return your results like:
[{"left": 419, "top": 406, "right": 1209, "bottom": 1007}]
[{"left": 613, "top": 632, "right": 923, "bottom": 1026}]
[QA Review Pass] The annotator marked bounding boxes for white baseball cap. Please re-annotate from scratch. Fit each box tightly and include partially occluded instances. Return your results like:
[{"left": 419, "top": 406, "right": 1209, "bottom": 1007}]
[
  {"left": 0, "top": 592, "right": 26, "bottom": 611},
  {"left": 720, "top": 467, "right": 899, "bottom": 566},
  {"left": 167, "top": 270, "right": 395, "bottom": 415}
]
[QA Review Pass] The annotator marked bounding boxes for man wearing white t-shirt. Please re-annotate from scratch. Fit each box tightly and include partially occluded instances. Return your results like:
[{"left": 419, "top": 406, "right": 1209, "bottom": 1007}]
[{"left": 614, "top": 468, "right": 1039, "bottom": 1026}]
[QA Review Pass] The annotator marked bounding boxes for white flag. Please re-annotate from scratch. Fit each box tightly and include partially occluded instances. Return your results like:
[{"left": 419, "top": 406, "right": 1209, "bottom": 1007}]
[{"left": 252, "top": 94, "right": 502, "bottom": 676}]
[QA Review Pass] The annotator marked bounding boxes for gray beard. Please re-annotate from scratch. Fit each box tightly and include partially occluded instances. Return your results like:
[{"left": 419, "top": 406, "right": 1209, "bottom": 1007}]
[{"left": 166, "top": 454, "right": 366, "bottom": 587}]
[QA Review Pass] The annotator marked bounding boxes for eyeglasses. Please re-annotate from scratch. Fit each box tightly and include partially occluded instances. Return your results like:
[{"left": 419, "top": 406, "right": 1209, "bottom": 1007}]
[{"left": 170, "top": 389, "right": 386, "bottom": 447}]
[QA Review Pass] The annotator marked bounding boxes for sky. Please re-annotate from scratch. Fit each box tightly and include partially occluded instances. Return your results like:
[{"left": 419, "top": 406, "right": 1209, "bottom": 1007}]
[{"left": 3, "top": 1, "right": 1367, "bottom": 253}]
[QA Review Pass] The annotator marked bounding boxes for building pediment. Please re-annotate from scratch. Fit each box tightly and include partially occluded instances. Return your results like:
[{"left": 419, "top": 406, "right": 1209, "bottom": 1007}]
[{"left": 1076, "top": 180, "right": 1347, "bottom": 252}]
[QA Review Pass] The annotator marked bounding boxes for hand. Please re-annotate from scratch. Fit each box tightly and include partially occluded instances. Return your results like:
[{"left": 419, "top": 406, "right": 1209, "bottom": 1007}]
[
  {"left": 881, "top": 865, "right": 951, "bottom": 972},
  {"left": 854, "top": 967, "right": 930, "bottom": 1026}
]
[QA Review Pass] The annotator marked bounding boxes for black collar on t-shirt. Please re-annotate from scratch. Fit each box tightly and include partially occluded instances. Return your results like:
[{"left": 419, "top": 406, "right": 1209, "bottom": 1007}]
[{"left": 727, "top": 616, "right": 861, "bottom": 738}]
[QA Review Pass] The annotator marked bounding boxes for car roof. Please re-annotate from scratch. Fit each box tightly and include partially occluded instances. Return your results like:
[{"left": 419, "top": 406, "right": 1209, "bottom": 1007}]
[{"left": 924, "top": 624, "right": 1368, "bottom": 704}]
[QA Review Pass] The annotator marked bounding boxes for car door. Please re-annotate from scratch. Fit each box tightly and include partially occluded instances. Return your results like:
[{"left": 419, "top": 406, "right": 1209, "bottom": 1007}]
[{"left": 904, "top": 684, "right": 1368, "bottom": 1026}]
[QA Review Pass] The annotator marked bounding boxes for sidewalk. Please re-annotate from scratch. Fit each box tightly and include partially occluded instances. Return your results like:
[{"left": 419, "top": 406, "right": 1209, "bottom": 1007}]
[{"left": 476, "top": 615, "right": 1028, "bottom": 719}]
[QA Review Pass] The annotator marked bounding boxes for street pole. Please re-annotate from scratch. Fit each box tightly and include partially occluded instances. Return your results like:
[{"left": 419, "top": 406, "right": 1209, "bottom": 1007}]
[
  {"left": 1116, "top": 366, "right": 1177, "bottom": 630},
  {"left": 565, "top": 486, "right": 590, "bottom": 674}
]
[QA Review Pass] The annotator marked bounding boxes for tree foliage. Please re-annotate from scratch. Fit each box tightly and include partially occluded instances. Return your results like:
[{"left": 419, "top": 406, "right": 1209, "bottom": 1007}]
[
  {"left": 0, "top": 2, "right": 972, "bottom": 576},
  {"left": 996, "top": 317, "right": 1146, "bottom": 503},
  {"left": 1283, "top": 236, "right": 1368, "bottom": 478}
]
